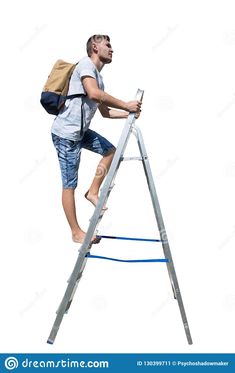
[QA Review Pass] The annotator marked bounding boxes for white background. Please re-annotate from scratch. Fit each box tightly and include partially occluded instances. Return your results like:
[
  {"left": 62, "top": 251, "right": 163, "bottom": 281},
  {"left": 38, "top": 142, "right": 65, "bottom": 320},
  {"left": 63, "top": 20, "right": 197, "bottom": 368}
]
[{"left": 1, "top": 0, "right": 235, "bottom": 353}]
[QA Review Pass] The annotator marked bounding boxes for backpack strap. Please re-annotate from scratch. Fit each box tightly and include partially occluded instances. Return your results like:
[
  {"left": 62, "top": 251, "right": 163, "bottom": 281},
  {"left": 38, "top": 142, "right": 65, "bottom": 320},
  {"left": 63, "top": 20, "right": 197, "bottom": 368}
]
[
  {"left": 65, "top": 93, "right": 87, "bottom": 136},
  {"left": 66, "top": 93, "right": 85, "bottom": 99},
  {"left": 81, "top": 100, "right": 84, "bottom": 136}
]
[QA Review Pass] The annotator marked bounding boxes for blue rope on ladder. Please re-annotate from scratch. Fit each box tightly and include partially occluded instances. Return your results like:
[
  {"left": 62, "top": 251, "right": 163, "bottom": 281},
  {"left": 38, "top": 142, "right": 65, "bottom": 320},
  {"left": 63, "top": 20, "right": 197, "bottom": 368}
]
[
  {"left": 85, "top": 253, "right": 169, "bottom": 263},
  {"left": 97, "top": 235, "right": 162, "bottom": 242}
]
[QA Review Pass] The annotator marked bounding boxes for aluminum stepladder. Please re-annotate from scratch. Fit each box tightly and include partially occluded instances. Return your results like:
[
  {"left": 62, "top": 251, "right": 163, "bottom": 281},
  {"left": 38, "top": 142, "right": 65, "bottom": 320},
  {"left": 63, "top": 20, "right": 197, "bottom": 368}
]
[{"left": 47, "top": 89, "right": 193, "bottom": 345}]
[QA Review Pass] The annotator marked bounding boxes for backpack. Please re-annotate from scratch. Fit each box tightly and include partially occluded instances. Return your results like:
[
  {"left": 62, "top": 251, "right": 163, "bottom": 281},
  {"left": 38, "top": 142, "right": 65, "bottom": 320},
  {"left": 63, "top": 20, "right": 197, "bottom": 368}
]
[{"left": 40, "top": 59, "right": 85, "bottom": 115}]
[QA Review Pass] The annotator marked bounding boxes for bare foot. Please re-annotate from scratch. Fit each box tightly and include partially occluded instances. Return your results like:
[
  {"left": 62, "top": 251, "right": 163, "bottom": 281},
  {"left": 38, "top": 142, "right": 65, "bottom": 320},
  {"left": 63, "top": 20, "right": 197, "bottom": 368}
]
[
  {"left": 72, "top": 229, "right": 100, "bottom": 244},
  {"left": 85, "top": 191, "right": 108, "bottom": 210}
]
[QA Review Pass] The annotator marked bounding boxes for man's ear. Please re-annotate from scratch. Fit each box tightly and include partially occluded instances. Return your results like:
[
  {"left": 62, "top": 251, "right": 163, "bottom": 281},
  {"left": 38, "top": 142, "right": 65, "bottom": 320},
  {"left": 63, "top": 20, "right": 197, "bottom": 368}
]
[{"left": 92, "top": 42, "right": 98, "bottom": 53}]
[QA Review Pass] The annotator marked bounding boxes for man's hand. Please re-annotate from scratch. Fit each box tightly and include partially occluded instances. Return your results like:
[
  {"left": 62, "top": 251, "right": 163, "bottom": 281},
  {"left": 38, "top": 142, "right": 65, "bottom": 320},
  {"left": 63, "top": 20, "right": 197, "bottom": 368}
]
[
  {"left": 125, "top": 100, "right": 142, "bottom": 113},
  {"left": 134, "top": 109, "right": 141, "bottom": 119}
]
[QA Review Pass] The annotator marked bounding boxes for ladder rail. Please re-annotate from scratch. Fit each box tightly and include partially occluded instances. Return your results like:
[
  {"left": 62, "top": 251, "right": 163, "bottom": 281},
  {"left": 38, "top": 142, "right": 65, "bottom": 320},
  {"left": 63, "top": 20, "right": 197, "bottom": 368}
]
[
  {"left": 79, "top": 89, "right": 144, "bottom": 252},
  {"left": 47, "top": 250, "right": 90, "bottom": 344},
  {"left": 135, "top": 125, "right": 193, "bottom": 345},
  {"left": 47, "top": 90, "right": 144, "bottom": 344}
]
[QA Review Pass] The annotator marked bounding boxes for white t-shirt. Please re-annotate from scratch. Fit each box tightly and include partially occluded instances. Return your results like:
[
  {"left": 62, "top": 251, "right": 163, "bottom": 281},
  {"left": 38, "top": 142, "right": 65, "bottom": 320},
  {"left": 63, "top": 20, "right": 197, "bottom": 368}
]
[{"left": 51, "top": 56, "right": 104, "bottom": 141}]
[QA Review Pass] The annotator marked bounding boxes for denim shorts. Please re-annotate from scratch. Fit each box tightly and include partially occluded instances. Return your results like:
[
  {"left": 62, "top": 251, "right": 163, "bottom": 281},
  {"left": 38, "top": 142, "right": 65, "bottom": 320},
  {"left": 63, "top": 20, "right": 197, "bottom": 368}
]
[{"left": 52, "top": 130, "right": 116, "bottom": 188}]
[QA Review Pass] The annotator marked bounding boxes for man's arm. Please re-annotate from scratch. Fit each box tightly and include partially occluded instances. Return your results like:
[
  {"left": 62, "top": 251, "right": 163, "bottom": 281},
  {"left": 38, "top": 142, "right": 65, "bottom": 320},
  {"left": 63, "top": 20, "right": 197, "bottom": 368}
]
[
  {"left": 82, "top": 76, "right": 142, "bottom": 113},
  {"left": 98, "top": 104, "right": 129, "bottom": 119}
]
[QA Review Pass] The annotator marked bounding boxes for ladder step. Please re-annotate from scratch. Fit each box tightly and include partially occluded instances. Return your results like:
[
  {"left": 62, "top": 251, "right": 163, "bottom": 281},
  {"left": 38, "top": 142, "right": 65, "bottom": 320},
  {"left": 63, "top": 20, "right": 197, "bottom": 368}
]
[
  {"left": 121, "top": 156, "right": 144, "bottom": 161},
  {"left": 86, "top": 253, "right": 168, "bottom": 263},
  {"left": 97, "top": 235, "right": 161, "bottom": 242}
]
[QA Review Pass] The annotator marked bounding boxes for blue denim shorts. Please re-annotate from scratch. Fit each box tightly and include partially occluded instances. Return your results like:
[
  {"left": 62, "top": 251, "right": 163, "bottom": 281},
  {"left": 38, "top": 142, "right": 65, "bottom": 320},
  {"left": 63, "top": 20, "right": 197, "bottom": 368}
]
[{"left": 52, "top": 130, "right": 116, "bottom": 188}]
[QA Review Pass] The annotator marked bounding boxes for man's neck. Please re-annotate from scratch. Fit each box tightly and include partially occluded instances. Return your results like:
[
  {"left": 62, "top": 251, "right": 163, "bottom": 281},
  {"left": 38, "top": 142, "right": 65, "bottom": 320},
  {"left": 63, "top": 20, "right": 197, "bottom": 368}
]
[{"left": 90, "top": 55, "right": 104, "bottom": 72}]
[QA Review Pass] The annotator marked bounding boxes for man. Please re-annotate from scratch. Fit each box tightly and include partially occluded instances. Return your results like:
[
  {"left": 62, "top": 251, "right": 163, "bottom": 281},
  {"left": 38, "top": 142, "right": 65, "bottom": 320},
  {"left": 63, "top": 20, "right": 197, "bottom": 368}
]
[{"left": 51, "top": 34, "right": 142, "bottom": 244}]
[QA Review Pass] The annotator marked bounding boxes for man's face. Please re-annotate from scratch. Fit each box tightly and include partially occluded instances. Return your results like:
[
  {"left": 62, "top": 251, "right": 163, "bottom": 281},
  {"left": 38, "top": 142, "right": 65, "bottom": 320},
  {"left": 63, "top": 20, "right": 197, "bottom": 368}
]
[{"left": 95, "top": 38, "right": 113, "bottom": 64}]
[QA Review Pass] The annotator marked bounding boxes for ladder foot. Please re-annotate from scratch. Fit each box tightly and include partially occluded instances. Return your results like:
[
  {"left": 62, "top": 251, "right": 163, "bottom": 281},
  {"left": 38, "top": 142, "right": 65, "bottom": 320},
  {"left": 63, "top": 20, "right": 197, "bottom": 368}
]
[{"left": 47, "top": 339, "right": 54, "bottom": 345}]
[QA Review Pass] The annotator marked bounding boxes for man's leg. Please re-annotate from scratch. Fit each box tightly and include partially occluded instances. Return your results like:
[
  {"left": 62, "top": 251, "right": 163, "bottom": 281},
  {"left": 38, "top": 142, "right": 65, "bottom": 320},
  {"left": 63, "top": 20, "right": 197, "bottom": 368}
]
[
  {"left": 52, "top": 133, "right": 99, "bottom": 244},
  {"left": 62, "top": 188, "right": 99, "bottom": 244},
  {"left": 85, "top": 149, "right": 115, "bottom": 208},
  {"left": 62, "top": 188, "right": 86, "bottom": 243}
]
